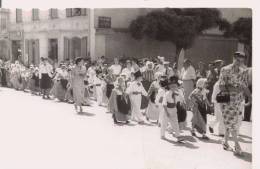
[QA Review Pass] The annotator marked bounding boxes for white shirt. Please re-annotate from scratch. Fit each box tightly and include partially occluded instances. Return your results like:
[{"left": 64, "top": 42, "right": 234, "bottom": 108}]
[
  {"left": 163, "top": 90, "right": 185, "bottom": 107},
  {"left": 155, "top": 88, "right": 166, "bottom": 106},
  {"left": 180, "top": 66, "right": 196, "bottom": 80},
  {"left": 211, "top": 81, "right": 220, "bottom": 103},
  {"left": 155, "top": 64, "right": 165, "bottom": 74},
  {"left": 93, "top": 76, "right": 103, "bottom": 86},
  {"left": 126, "top": 81, "right": 147, "bottom": 96},
  {"left": 109, "top": 64, "right": 122, "bottom": 75},
  {"left": 87, "top": 67, "right": 96, "bottom": 84},
  {"left": 121, "top": 67, "right": 134, "bottom": 80},
  {"left": 39, "top": 63, "right": 53, "bottom": 79}
]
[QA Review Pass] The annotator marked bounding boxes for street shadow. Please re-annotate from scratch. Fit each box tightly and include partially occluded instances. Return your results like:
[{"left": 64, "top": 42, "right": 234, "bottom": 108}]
[
  {"left": 77, "top": 112, "right": 95, "bottom": 116},
  {"left": 239, "top": 134, "right": 252, "bottom": 140},
  {"left": 238, "top": 138, "right": 252, "bottom": 144},
  {"left": 182, "top": 135, "right": 197, "bottom": 143},
  {"left": 139, "top": 122, "right": 156, "bottom": 127},
  {"left": 198, "top": 137, "right": 222, "bottom": 145},
  {"left": 162, "top": 137, "right": 199, "bottom": 149},
  {"left": 235, "top": 151, "right": 252, "bottom": 162},
  {"left": 228, "top": 137, "right": 252, "bottom": 144}
]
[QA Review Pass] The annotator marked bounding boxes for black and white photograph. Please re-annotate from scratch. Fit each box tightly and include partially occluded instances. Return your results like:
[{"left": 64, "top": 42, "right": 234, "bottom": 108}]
[{"left": 0, "top": 0, "right": 257, "bottom": 168}]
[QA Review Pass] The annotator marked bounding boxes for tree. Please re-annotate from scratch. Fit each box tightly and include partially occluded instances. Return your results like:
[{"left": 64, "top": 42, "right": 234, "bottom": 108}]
[
  {"left": 129, "top": 8, "right": 226, "bottom": 63},
  {"left": 221, "top": 17, "right": 252, "bottom": 66}
]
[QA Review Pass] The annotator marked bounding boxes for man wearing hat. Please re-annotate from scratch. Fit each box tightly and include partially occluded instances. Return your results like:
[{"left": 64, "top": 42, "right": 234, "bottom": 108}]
[
  {"left": 163, "top": 61, "right": 174, "bottom": 77},
  {"left": 155, "top": 56, "right": 165, "bottom": 74},
  {"left": 214, "top": 59, "right": 224, "bottom": 77},
  {"left": 126, "top": 70, "right": 148, "bottom": 124}
]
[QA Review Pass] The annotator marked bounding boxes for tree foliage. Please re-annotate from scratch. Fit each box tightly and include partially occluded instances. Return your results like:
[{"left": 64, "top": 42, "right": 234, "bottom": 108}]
[
  {"left": 129, "top": 8, "right": 225, "bottom": 57},
  {"left": 221, "top": 17, "right": 252, "bottom": 66}
]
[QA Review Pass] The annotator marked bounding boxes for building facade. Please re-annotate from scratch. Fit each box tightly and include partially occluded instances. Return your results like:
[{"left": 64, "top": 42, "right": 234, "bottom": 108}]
[
  {"left": 9, "top": 8, "right": 95, "bottom": 66},
  {"left": 0, "top": 8, "right": 10, "bottom": 61},
  {"left": 93, "top": 8, "right": 250, "bottom": 65}
]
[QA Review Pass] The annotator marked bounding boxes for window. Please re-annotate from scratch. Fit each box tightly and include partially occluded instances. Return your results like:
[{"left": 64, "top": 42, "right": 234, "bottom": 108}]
[
  {"left": 66, "top": 8, "right": 72, "bottom": 17},
  {"left": 49, "top": 8, "right": 58, "bottom": 19},
  {"left": 66, "top": 8, "right": 87, "bottom": 17},
  {"left": 98, "top": 16, "right": 111, "bottom": 28},
  {"left": 16, "top": 9, "right": 23, "bottom": 23},
  {"left": 32, "top": 8, "right": 39, "bottom": 21},
  {"left": 0, "top": 18, "right": 7, "bottom": 30}
]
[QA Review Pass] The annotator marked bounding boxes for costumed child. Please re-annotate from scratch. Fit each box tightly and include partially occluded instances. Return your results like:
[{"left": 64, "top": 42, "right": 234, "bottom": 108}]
[
  {"left": 189, "top": 78, "right": 210, "bottom": 140},
  {"left": 155, "top": 75, "right": 168, "bottom": 127},
  {"left": 176, "top": 79, "right": 187, "bottom": 131},
  {"left": 161, "top": 76, "right": 185, "bottom": 142},
  {"left": 109, "top": 76, "right": 131, "bottom": 124},
  {"left": 126, "top": 70, "right": 148, "bottom": 124},
  {"left": 29, "top": 66, "right": 40, "bottom": 95},
  {"left": 94, "top": 70, "right": 105, "bottom": 106},
  {"left": 146, "top": 71, "right": 162, "bottom": 122}
]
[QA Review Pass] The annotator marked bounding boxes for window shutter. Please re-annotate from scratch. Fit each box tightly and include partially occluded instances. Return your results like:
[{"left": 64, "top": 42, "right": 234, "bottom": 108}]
[
  {"left": 35, "top": 39, "right": 40, "bottom": 65},
  {"left": 32, "top": 9, "right": 39, "bottom": 21},
  {"left": 81, "top": 37, "right": 87, "bottom": 58},
  {"left": 66, "top": 8, "right": 72, "bottom": 17},
  {"left": 64, "top": 37, "right": 69, "bottom": 60},
  {"left": 16, "top": 9, "right": 22, "bottom": 23},
  {"left": 28, "top": 40, "right": 33, "bottom": 64},
  {"left": 81, "top": 8, "right": 87, "bottom": 16},
  {"left": 25, "top": 39, "right": 29, "bottom": 66}
]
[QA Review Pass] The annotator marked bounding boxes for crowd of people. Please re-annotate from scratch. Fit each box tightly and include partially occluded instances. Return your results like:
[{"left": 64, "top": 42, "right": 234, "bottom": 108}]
[{"left": 0, "top": 52, "right": 252, "bottom": 156}]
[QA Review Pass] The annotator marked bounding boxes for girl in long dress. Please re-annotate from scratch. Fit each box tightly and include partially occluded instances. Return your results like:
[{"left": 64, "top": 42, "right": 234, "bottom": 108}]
[
  {"left": 71, "top": 57, "right": 87, "bottom": 113},
  {"left": 126, "top": 70, "right": 148, "bottom": 124},
  {"left": 54, "top": 64, "right": 69, "bottom": 101},
  {"left": 29, "top": 67, "right": 40, "bottom": 95},
  {"left": 109, "top": 76, "right": 131, "bottom": 124},
  {"left": 10, "top": 61, "right": 22, "bottom": 90},
  {"left": 146, "top": 72, "right": 162, "bottom": 122},
  {"left": 189, "top": 78, "right": 210, "bottom": 140}
]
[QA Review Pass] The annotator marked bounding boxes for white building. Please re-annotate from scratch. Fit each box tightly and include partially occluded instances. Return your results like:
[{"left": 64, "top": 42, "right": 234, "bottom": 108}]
[{"left": 9, "top": 8, "right": 95, "bottom": 66}]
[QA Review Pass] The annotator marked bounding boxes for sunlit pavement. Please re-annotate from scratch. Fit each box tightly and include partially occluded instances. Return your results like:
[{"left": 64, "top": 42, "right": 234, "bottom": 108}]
[{"left": 0, "top": 87, "right": 252, "bottom": 169}]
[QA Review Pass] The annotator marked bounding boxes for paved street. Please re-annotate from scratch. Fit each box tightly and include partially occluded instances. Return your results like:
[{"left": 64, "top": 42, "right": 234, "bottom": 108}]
[{"left": 0, "top": 87, "right": 252, "bottom": 169}]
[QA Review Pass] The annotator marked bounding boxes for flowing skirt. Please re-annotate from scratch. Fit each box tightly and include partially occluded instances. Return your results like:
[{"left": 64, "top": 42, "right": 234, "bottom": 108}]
[
  {"left": 191, "top": 103, "right": 207, "bottom": 134},
  {"left": 115, "top": 95, "right": 131, "bottom": 122},
  {"left": 146, "top": 101, "right": 159, "bottom": 121},
  {"left": 55, "top": 80, "right": 68, "bottom": 100},
  {"left": 40, "top": 73, "right": 52, "bottom": 89}
]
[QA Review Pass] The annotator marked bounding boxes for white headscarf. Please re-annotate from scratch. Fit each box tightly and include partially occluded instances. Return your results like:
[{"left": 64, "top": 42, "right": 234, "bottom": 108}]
[{"left": 196, "top": 78, "right": 207, "bottom": 89}]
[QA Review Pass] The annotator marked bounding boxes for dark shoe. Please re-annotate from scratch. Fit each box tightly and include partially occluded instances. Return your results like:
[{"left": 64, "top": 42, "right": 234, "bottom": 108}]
[
  {"left": 234, "top": 145, "right": 243, "bottom": 156},
  {"left": 222, "top": 143, "right": 232, "bottom": 151},
  {"left": 177, "top": 136, "right": 185, "bottom": 143},
  {"left": 191, "top": 131, "right": 197, "bottom": 137},
  {"left": 209, "top": 127, "right": 214, "bottom": 133},
  {"left": 202, "top": 135, "right": 210, "bottom": 140}
]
